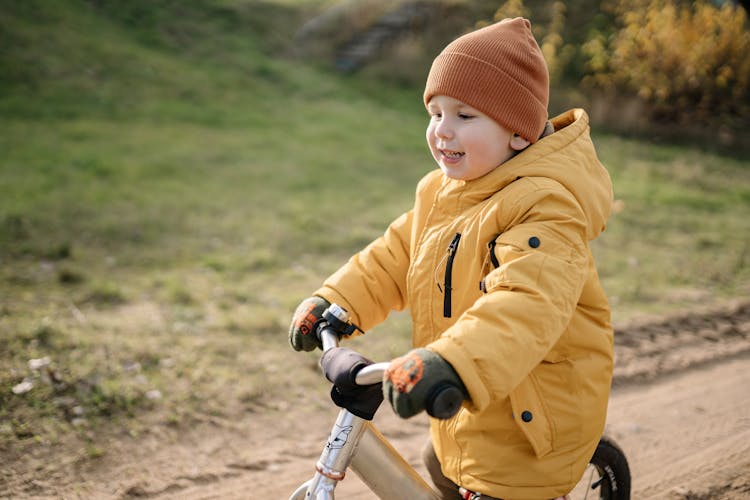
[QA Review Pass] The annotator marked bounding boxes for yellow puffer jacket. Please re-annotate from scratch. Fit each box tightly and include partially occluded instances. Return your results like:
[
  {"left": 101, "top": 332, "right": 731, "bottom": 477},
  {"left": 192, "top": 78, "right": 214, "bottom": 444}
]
[{"left": 316, "top": 109, "right": 614, "bottom": 499}]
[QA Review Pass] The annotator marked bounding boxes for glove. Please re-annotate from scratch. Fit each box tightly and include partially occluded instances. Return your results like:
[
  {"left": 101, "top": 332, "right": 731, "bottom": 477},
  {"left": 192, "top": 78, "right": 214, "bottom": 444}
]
[
  {"left": 320, "top": 347, "right": 384, "bottom": 420},
  {"left": 383, "top": 348, "right": 468, "bottom": 419},
  {"left": 288, "top": 296, "right": 330, "bottom": 351}
]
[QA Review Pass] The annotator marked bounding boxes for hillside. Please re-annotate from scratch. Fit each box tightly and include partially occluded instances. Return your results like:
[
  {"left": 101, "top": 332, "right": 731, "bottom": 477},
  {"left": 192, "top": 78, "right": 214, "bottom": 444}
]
[{"left": 1, "top": 0, "right": 431, "bottom": 457}]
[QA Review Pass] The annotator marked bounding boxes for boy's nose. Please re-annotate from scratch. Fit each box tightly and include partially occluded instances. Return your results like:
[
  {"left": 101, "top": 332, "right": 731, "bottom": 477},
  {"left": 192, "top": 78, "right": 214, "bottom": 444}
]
[{"left": 435, "top": 120, "right": 453, "bottom": 139}]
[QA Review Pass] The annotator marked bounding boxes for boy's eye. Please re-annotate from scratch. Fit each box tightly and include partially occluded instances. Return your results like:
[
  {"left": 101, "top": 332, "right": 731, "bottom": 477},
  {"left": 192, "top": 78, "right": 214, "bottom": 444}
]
[{"left": 458, "top": 113, "right": 475, "bottom": 120}]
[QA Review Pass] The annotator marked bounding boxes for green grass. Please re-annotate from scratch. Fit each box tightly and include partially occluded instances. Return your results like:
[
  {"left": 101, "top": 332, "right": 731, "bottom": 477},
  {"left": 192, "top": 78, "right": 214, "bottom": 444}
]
[
  {"left": 0, "top": 0, "right": 425, "bottom": 450},
  {"left": 1, "top": 0, "right": 749, "bottom": 455},
  {"left": 592, "top": 136, "right": 750, "bottom": 312}
]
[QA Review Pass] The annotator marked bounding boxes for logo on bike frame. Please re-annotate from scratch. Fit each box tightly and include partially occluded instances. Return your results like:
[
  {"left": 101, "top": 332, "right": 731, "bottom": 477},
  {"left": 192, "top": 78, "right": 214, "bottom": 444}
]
[{"left": 326, "top": 424, "right": 353, "bottom": 450}]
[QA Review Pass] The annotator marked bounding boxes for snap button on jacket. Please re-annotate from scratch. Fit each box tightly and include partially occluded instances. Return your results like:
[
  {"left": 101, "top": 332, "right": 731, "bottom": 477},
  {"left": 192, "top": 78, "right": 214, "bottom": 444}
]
[{"left": 316, "top": 109, "right": 614, "bottom": 499}]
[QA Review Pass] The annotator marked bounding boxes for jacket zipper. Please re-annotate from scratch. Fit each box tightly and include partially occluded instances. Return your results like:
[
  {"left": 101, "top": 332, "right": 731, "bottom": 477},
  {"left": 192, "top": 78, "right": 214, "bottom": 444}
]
[
  {"left": 443, "top": 233, "right": 461, "bottom": 318},
  {"left": 488, "top": 238, "right": 500, "bottom": 268},
  {"left": 480, "top": 237, "right": 501, "bottom": 293}
]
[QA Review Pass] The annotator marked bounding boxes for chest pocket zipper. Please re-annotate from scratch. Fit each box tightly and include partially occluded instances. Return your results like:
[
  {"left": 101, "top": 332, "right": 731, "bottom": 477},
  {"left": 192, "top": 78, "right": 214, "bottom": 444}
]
[
  {"left": 441, "top": 233, "right": 461, "bottom": 318},
  {"left": 480, "top": 236, "right": 501, "bottom": 293}
]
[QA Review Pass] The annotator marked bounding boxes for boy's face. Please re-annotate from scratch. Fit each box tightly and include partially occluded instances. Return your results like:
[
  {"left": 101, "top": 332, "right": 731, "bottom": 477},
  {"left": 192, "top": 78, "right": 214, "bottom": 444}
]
[{"left": 426, "top": 95, "right": 528, "bottom": 181}]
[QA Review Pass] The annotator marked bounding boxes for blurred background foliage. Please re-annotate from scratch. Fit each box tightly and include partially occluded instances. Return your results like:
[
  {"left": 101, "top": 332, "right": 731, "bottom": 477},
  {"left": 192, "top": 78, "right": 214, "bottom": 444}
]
[
  {"left": 2, "top": 0, "right": 748, "bottom": 143},
  {"left": 294, "top": 0, "right": 749, "bottom": 147},
  {"left": 582, "top": 0, "right": 749, "bottom": 137}
]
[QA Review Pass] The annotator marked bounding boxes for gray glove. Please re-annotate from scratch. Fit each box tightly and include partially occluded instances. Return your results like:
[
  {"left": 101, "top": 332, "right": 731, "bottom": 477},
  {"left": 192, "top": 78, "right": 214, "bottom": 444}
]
[
  {"left": 320, "top": 347, "right": 384, "bottom": 420},
  {"left": 383, "top": 348, "right": 467, "bottom": 419},
  {"left": 288, "top": 296, "right": 330, "bottom": 351}
]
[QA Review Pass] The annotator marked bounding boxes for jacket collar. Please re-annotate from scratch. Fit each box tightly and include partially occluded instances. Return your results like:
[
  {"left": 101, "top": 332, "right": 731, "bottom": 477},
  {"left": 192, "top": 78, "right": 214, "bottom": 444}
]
[{"left": 435, "top": 109, "right": 613, "bottom": 240}]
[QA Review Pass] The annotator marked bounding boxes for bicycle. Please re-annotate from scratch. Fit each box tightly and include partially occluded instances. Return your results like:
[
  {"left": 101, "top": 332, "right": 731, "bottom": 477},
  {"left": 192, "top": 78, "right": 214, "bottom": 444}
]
[{"left": 289, "top": 304, "right": 631, "bottom": 500}]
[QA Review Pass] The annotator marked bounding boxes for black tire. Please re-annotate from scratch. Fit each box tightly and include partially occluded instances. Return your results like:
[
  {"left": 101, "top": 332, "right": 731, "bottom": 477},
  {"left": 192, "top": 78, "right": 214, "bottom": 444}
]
[{"left": 585, "top": 436, "right": 631, "bottom": 500}]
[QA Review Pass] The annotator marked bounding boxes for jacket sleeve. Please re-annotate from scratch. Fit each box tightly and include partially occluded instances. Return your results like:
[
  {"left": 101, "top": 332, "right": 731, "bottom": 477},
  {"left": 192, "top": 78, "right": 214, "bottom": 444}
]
[
  {"left": 428, "top": 180, "right": 591, "bottom": 412},
  {"left": 314, "top": 209, "right": 413, "bottom": 332}
]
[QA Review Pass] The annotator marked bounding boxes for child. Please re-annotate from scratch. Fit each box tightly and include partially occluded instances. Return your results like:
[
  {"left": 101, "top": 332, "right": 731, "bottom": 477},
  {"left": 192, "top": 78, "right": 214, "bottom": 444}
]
[{"left": 289, "top": 17, "right": 614, "bottom": 500}]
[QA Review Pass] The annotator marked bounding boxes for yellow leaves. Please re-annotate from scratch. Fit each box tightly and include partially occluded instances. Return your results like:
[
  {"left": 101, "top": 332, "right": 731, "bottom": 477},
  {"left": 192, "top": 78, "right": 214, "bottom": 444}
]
[
  {"left": 484, "top": 0, "right": 747, "bottom": 126},
  {"left": 492, "top": 0, "right": 530, "bottom": 22},
  {"left": 540, "top": 1, "right": 567, "bottom": 84},
  {"left": 584, "top": 0, "right": 750, "bottom": 125},
  {"left": 715, "top": 66, "right": 733, "bottom": 90}
]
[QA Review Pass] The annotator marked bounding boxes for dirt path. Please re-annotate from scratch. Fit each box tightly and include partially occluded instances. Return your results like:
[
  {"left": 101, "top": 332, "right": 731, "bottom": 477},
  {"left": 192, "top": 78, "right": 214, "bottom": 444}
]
[{"left": 2, "top": 300, "right": 750, "bottom": 499}]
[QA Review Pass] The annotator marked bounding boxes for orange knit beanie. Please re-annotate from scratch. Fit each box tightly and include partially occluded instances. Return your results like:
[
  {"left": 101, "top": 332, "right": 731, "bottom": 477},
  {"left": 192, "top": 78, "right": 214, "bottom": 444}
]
[{"left": 423, "top": 18, "right": 550, "bottom": 143}]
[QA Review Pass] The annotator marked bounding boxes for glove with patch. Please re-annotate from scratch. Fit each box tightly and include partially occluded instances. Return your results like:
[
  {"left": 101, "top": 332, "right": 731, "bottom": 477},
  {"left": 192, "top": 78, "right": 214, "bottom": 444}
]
[
  {"left": 288, "top": 296, "right": 331, "bottom": 351},
  {"left": 383, "top": 348, "right": 468, "bottom": 419}
]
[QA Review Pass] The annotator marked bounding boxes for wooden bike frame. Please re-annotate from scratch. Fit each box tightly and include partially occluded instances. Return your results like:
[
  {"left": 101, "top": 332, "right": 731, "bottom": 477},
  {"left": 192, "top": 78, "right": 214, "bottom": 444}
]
[{"left": 288, "top": 405, "right": 440, "bottom": 499}]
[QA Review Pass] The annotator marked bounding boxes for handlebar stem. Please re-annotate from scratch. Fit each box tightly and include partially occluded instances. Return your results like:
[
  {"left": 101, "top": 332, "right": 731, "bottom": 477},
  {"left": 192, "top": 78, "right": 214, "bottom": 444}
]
[{"left": 320, "top": 325, "right": 341, "bottom": 352}]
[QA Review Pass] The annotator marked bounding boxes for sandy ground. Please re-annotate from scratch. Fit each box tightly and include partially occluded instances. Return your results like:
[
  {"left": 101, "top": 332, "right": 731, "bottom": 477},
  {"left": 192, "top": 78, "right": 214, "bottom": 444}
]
[{"left": 2, "top": 299, "right": 749, "bottom": 499}]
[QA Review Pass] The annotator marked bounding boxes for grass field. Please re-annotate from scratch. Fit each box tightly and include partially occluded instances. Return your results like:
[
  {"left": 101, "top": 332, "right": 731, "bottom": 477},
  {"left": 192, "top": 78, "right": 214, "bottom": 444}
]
[{"left": 2, "top": 0, "right": 749, "bottom": 455}]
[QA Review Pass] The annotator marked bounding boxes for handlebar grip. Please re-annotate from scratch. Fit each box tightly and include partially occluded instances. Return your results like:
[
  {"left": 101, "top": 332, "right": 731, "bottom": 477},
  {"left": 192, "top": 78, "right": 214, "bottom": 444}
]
[{"left": 426, "top": 383, "right": 464, "bottom": 419}]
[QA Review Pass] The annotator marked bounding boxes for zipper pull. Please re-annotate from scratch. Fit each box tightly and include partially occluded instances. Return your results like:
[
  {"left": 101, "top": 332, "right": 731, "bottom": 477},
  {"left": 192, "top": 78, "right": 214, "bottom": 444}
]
[
  {"left": 480, "top": 235, "right": 501, "bottom": 293},
  {"left": 448, "top": 233, "right": 461, "bottom": 255}
]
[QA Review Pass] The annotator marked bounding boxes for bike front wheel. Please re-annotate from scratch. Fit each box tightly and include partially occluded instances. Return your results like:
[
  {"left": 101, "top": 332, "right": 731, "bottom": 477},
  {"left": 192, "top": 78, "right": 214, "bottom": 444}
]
[{"left": 568, "top": 436, "right": 631, "bottom": 500}]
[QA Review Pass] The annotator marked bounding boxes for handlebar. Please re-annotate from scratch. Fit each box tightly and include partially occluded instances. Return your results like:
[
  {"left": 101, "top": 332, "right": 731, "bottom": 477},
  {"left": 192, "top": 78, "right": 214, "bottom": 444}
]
[
  {"left": 355, "top": 362, "right": 391, "bottom": 385},
  {"left": 316, "top": 306, "right": 463, "bottom": 419}
]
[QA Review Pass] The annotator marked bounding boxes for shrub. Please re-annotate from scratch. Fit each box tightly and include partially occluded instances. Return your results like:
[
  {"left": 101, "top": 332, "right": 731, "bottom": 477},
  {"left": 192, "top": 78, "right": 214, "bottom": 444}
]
[{"left": 582, "top": 0, "right": 750, "bottom": 129}]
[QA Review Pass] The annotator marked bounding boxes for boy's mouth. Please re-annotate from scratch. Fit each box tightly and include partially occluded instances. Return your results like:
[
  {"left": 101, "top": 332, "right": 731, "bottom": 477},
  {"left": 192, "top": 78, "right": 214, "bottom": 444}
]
[{"left": 440, "top": 149, "right": 465, "bottom": 161}]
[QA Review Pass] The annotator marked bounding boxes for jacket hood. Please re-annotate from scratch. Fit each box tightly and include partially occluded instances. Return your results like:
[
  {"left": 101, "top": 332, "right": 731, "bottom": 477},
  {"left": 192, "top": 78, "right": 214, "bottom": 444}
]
[{"left": 454, "top": 108, "right": 613, "bottom": 241}]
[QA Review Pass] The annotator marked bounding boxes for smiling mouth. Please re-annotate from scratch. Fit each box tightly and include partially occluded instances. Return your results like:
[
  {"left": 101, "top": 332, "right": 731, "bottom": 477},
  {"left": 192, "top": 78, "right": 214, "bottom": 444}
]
[{"left": 440, "top": 149, "right": 464, "bottom": 160}]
